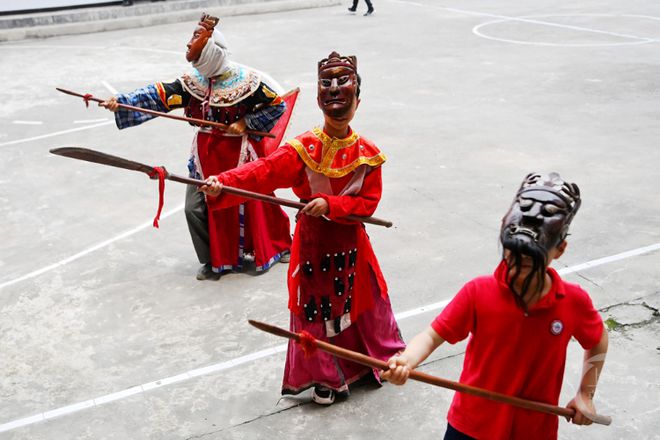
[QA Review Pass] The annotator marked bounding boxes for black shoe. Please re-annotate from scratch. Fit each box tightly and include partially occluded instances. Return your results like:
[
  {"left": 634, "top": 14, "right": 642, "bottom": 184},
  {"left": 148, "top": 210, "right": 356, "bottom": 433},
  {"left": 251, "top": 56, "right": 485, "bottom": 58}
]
[
  {"left": 196, "top": 263, "right": 221, "bottom": 281},
  {"left": 122, "top": 0, "right": 133, "bottom": 5},
  {"left": 348, "top": 6, "right": 356, "bottom": 12},
  {"left": 364, "top": 9, "right": 374, "bottom": 15}
]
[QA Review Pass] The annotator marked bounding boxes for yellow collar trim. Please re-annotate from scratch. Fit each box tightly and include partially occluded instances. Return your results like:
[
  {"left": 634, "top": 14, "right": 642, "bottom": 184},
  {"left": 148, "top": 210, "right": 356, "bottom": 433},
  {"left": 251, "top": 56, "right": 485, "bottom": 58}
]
[
  {"left": 312, "top": 127, "right": 360, "bottom": 150},
  {"left": 288, "top": 135, "right": 386, "bottom": 178}
]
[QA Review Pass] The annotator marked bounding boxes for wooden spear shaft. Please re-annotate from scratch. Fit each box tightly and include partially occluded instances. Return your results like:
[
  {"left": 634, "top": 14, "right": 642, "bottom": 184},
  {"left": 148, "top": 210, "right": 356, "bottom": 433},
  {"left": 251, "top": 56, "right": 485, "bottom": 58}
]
[
  {"left": 56, "top": 87, "right": 276, "bottom": 138},
  {"left": 168, "top": 172, "right": 393, "bottom": 228},
  {"left": 49, "top": 147, "right": 393, "bottom": 228},
  {"left": 248, "top": 319, "right": 612, "bottom": 426}
]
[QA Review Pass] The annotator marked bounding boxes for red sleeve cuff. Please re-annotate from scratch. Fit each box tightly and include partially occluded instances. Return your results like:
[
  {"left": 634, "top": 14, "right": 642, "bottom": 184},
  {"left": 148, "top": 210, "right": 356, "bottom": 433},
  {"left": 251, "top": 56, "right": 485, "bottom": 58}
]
[
  {"left": 578, "top": 320, "right": 605, "bottom": 350},
  {"left": 431, "top": 316, "right": 460, "bottom": 345}
]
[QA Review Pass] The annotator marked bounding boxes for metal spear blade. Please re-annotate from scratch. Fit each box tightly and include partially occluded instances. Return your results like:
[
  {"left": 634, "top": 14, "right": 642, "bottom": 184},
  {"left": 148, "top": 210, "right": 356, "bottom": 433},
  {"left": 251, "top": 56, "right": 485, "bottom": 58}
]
[{"left": 50, "top": 147, "right": 157, "bottom": 176}]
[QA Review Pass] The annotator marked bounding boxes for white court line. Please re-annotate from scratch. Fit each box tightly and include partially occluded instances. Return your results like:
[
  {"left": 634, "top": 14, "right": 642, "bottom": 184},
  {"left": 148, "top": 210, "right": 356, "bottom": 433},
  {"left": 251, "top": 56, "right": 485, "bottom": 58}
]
[
  {"left": 388, "top": 0, "right": 658, "bottom": 43},
  {"left": 12, "top": 120, "right": 43, "bottom": 125},
  {"left": 556, "top": 242, "right": 660, "bottom": 274},
  {"left": 1, "top": 242, "right": 658, "bottom": 433},
  {"left": 101, "top": 80, "right": 118, "bottom": 95},
  {"left": 73, "top": 118, "right": 109, "bottom": 124},
  {"left": 473, "top": 14, "right": 659, "bottom": 47},
  {"left": 0, "top": 204, "right": 184, "bottom": 291},
  {"left": 0, "top": 121, "right": 114, "bottom": 148}
]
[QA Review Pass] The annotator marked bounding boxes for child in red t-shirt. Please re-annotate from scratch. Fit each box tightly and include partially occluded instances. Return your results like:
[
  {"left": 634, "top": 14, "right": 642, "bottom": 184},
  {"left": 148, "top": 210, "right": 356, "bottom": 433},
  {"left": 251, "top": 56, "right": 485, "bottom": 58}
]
[{"left": 382, "top": 173, "right": 608, "bottom": 440}]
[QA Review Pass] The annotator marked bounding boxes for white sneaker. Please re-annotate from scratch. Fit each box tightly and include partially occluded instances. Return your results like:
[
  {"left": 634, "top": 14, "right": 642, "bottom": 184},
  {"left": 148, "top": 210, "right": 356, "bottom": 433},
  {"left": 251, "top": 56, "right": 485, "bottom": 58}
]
[{"left": 311, "top": 386, "right": 335, "bottom": 405}]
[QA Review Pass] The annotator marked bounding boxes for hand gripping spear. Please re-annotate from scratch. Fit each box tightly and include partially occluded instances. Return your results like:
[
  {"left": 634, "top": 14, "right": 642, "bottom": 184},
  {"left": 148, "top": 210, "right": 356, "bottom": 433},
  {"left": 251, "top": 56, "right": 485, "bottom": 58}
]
[
  {"left": 56, "top": 87, "right": 276, "bottom": 139},
  {"left": 248, "top": 319, "right": 612, "bottom": 426},
  {"left": 49, "top": 147, "right": 393, "bottom": 228}
]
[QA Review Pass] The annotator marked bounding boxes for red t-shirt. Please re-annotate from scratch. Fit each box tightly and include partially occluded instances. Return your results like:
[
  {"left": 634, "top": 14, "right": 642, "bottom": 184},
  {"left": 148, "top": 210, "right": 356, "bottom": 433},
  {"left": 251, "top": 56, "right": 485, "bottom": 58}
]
[{"left": 431, "top": 261, "right": 604, "bottom": 440}]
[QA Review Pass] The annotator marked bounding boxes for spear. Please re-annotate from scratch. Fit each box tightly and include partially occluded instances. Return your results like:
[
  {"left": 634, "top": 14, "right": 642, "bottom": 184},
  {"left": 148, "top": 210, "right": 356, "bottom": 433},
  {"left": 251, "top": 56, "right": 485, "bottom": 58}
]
[
  {"left": 56, "top": 87, "right": 276, "bottom": 139},
  {"left": 248, "top": 319, "right": 612, "bottom": 426},
  {"left": 49, "top": 147, "right": 393, "bottom": 228}
]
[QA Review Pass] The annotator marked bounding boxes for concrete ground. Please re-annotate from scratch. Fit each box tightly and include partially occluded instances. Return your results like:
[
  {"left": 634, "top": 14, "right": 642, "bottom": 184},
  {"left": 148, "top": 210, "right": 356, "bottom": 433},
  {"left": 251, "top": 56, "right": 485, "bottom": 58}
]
[{"left": 1, "top": 0, "right": 659, "bottom": 439}]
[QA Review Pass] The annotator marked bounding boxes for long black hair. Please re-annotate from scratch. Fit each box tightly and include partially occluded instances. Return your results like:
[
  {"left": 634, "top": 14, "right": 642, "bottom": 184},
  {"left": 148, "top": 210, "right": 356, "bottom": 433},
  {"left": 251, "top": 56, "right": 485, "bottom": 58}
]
[{"left": 500, "top": 233, "right": 548, "bottom": 311}]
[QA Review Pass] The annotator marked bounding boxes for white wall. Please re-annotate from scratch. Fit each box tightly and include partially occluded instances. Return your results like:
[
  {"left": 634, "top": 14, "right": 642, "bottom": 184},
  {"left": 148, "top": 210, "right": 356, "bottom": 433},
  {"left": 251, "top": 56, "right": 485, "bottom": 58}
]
[{"left": 0, "top": 0, "right": 112, "bottom": 13}]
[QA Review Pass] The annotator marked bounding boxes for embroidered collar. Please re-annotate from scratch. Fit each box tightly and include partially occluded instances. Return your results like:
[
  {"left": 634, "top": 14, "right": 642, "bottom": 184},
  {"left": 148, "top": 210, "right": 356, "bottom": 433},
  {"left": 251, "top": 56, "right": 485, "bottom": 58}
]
[
  {"left": 181, "top": 64, "right": 261, "bottom": 107},
  {"left": 311, "top": 127, "right": 360, "bottom": 150},
  {"left": 287, "top": 128, "right": 386, "bottom": 178}
]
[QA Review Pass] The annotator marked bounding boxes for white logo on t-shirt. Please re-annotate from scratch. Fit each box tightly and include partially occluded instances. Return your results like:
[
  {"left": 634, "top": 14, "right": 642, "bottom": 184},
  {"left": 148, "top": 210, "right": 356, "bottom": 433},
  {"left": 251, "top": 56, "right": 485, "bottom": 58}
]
[{"left": 550, "top": 319, "right": 564, "bottom": 335}]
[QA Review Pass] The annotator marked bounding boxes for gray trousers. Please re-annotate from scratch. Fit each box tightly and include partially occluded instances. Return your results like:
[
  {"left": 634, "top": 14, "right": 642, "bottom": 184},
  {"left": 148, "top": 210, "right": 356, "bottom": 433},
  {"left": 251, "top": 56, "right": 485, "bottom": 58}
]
[{"left": 185, "top": 184, "right": 210, "bottom": 264}]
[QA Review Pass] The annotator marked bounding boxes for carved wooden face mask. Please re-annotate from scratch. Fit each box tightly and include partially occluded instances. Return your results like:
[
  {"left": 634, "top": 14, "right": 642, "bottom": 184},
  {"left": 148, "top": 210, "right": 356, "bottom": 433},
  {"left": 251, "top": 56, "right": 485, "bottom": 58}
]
[
  {"left": 499, "top": 173, "right": 581, "bottom": 305},
  {"left": 317, "top": 52, "right": 359, "bottom": 120},
  {"left": 185, "top": 14, "right": 219, "bottom": 62},
  {"left": 501, "top": 172, "right": 581, "bottom": 255}
]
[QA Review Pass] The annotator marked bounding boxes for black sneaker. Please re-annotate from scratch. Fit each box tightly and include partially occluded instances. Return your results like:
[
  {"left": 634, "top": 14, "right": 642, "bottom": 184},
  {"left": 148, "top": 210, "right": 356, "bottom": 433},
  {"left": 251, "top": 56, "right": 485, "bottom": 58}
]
[
  {"left": 348, "top": 6, "right": 356, "bottom": 12},
  {"left": 311, "top": 386, "right": 336, "bottom": 405},
  {"left": 196, "top": 263, "right": 221, "bottom": 281},
  {"left": 364, "top": 9, "right": 374, "bottom": 16}
]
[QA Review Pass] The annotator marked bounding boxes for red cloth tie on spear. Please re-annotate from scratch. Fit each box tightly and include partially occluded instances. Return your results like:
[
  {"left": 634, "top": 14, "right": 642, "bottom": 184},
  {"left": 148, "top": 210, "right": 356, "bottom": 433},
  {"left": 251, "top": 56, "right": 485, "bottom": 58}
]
[
  {"left": 82, "top": 93, "right": 93, "bottom": 108},
  {"left": 148, "top": 166, "right": 167, "bottom": 228}
]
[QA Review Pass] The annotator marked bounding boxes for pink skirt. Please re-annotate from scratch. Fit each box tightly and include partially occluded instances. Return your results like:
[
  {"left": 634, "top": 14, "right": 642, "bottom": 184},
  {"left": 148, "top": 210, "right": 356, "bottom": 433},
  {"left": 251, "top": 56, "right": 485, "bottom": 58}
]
[{"left": 281, "top": 268, "right": 405, "bottom": 395}]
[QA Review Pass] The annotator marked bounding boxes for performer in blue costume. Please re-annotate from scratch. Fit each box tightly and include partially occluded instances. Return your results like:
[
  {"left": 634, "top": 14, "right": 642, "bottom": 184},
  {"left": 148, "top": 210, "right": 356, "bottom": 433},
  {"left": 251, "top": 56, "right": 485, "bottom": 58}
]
[{"left": 103, "top": 14, "right": 295, "bottom": 280}]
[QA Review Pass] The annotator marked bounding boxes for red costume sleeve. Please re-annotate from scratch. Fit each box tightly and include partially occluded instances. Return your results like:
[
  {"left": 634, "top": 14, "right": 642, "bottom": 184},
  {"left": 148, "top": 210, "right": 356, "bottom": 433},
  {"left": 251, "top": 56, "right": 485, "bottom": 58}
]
[
  {"left": 212, "top": 145, "right": 305, "bottom": 208},
  {"left": 317, "top": 166, "right": 383, "bottom": 220}
]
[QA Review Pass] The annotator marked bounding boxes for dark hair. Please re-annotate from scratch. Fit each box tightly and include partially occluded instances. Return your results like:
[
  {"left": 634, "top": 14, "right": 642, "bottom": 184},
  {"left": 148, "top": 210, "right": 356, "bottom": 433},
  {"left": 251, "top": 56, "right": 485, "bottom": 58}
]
[{"left": 500, "top": 234, "right": 548, "bottom": 311}]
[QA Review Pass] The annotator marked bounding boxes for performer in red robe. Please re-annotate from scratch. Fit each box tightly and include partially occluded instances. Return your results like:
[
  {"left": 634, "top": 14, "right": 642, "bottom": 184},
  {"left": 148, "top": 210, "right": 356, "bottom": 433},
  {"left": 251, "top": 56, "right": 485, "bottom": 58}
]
[
  {"left": 201, "top": 51, "right": 405, "bottom": 404},
  {"left": 102, "top": 14, "right": 293, "bottom": 279}
]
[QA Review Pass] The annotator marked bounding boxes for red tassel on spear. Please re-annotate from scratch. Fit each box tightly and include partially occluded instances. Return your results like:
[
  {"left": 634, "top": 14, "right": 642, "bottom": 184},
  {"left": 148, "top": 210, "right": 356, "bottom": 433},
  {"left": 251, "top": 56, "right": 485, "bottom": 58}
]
[
  {"left": 248, "top": 319, "right": 612, "bottom": 426},
  {"left": 49, "top": 147, "right": 394, "bottom": 228}
]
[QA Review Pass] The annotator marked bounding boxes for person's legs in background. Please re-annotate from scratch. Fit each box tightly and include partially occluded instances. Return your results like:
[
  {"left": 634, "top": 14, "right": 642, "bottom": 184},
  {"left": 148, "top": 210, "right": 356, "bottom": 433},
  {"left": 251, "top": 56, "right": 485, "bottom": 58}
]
[
  {"left": 185, "top": 184, "right": 219, "bottom": 280},
  {"left": 364, "top": 0, "right": 374, "bottom": 15}
]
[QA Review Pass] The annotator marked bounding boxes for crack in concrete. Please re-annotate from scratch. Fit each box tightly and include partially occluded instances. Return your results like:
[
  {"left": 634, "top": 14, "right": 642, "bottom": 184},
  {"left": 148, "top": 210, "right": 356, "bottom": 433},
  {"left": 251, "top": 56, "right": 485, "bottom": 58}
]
[
  {"left": 419, "top": 351, "right": 466, "bottom": 368},
  {"left": 574, "top": 272, "right": 601, "bottom": 288},
  {"left": 189, "top": 294, "right": 660, "bottom": 438},
  {"left": 601, "top": 296, "right": 659, "bottom": 314},
  {"left": 600, "top": 293, "right": 660, "bottom": 330},
  {"left": 184, "top": 401, "right": 306, "bottom": 440},
  {"left": 188, "top": 351, "right": 468, "bottom": 438}
]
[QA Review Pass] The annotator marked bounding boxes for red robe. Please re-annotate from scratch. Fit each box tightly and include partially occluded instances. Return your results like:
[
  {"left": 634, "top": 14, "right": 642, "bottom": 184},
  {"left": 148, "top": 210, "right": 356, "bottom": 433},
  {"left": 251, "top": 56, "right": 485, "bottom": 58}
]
[
  {"left": 197, "top": 133, "right": 292, "bottom": 272},
  {"left": 215, "top": 127, "right": 405, "bottom": 394},
  {"left": 184, "top": 86, "right": 298, "bottom": 272}
]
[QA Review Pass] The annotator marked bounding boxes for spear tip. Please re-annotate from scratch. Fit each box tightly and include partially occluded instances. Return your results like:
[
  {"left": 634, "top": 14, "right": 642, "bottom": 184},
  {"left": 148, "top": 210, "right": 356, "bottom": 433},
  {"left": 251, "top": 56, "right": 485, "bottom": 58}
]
[{"left": 248, "top": 319, "right": 297, "bottom": 340}]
